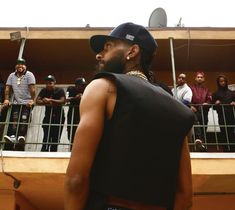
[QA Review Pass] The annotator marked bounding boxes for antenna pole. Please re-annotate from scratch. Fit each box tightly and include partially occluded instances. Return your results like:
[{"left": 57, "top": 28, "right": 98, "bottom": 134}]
[{"left": 169, "top": 37, "right": 177, "bottom": 98}]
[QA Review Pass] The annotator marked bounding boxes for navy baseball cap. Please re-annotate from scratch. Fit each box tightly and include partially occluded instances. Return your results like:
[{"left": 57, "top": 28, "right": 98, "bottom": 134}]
[
  {"left": 90, "top": 22, "right": 158, "bottom": 54},
  {"left": 75, "top": 77, "right": 87, "bottom": 85},
  {"left": 45, "top": 75, "right": 56, "bottom": 82}
]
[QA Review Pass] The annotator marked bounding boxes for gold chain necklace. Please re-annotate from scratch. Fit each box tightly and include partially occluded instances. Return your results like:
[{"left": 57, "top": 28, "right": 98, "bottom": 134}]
[
  {"left": 16, "top": 75, "right": 24, "bottom": 85},
  {"left": 126, "top": 71, "right": 148, "bottom": 81}
]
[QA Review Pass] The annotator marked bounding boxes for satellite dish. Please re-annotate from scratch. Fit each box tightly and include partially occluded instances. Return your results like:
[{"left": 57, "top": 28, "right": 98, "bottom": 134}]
[{"left": 148, "top": 8, "right": 167, "bottom": 28}]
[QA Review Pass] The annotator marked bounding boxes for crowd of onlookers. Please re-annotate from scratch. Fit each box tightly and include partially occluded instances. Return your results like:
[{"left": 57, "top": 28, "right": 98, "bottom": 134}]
[
  {"left": 0, "top": 59, "right": 87, "bottom": 152},
  {"left": 0, "top": 59, "right": 235, "bottom": 152},
  {"left": 172, "top": 72, "right": 235, "bottom": 152}
]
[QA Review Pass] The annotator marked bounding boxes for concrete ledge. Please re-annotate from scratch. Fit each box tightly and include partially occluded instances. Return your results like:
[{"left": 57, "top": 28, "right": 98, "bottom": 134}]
[
  {"left": 191, "top": 152, "right": 235, "bottom": 159},
  {"left": 1, "top": 151, "right": 235, "bottom": 210},
  {"left": 1, "top": 27, "right": 235, "bottom": 40},
  {"left": 3, "top": 151, "right": 235, "bottom": 158},
  {"left": 1, "top": 151, "right": 235, "bottom": 174},
  {"left": 1, "top": 151, "right": 70, "bottom": 158}
]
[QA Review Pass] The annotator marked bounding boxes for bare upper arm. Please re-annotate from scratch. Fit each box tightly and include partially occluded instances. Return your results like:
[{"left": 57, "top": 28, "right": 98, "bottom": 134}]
[
  {"left": 28, "top": 84, "right": 36, "bottom": 92},
  {"left": 5, "top": 85, "right": 11, "bottom": 93},
  {"left": 28, "top": 84, "right": 36, "bottom": 100},
  {"left": 4, "top": 85, "right": 12, "bottom": 100},
  {"left": 66, "top": 78, "right": 116, "bottom": 177}
]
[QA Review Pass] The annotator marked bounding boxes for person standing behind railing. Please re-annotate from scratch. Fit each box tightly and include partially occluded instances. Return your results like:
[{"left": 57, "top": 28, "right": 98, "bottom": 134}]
[
  {"left": 190, "top": 71, "right": 211, "bottom": 151},
  {"left": 3, "top": 59, "right": 36, "bottom": 151},
  {"left": 66, "top": 77, "right": 87, "bottom": 150},
  {"left": 148, "top": 71, "right": 173, "bottom": 96},
  {"left": 171, "top": 73, "right": 192, "bottom": 106},
  {"left": 0, "top": 73, "right": 6, "bottom": 142},
  {"left": 36, "top": 75, "right": 65, "bottom": 152},
  {"left": 171, "top": 73, "right": 206, "bottom": 151},
  {"left": 0, "top": 73, "right": 4, "bottom": 104},
  {"left": 212, "top": 75, "right": 235, "bottom": 152}
]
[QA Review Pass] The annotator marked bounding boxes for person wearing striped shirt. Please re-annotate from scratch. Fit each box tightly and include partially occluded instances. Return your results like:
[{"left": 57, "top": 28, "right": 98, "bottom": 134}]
[{"left": 3, "top": 58, "right": 36, "bottom": 150}]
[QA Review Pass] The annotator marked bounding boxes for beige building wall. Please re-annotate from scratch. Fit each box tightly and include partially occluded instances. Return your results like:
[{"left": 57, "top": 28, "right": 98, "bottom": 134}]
[
  {"left": 0, "top": 152, "right": 235, "bottom": 210},
  {"left": 192, "top": 195, "right": 235, "bottom": 210},
  {"left": 16, "top": 192, "right": 36, "bottom": 210},
  {"left": 0, "top": 190, "right": 15, "bottom": 210}
]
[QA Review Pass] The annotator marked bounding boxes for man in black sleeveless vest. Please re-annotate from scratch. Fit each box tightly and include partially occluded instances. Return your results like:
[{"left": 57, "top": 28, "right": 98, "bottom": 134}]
[{"left": 65, "top": 22, "right": 194, "bottom": 210}]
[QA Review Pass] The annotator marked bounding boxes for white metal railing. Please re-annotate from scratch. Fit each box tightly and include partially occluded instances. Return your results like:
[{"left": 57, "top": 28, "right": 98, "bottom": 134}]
[{"left": 0, "top": 103, "right": 235, "bottom": 152}]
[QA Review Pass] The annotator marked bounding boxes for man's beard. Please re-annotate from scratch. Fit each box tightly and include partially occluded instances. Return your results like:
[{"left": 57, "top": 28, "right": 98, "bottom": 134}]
[
  {"left": 197, "top": 80, "right": 204, "bottom": 85},
  {"left": 16, "top": 68, "right": 25, "bottom": 74},
  {"left": 95, "top": 53, "right": 126, "bottom": 74}
]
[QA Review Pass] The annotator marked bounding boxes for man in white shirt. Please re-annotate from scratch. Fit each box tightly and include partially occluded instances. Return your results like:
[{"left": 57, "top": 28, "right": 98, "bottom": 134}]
[{"left": 172, "top": 73, "right": 192, "bottom": 106}]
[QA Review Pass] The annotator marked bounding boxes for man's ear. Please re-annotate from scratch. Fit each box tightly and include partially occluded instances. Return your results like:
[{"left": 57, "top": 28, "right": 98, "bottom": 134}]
[{"left": 126, "top": 44, "right": 141, "bottom": 59}]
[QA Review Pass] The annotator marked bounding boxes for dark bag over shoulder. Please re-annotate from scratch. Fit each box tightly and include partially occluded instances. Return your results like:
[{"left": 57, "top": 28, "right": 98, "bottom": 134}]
[{"left": 89, "top": 72, "right": 195, "bottom": 209}]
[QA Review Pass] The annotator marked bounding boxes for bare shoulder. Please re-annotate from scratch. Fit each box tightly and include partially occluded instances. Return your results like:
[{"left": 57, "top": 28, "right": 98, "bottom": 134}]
[
  {"left": 80, "top": 77, "right": 116, "bottom": 119},
  {"left": 83, "top": 77, "right": 116, "bottom": 98}
]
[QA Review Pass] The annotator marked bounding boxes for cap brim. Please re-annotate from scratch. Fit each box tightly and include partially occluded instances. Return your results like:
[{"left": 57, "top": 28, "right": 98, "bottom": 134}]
[
  {"left": 45, "top": 77, "right": 56, "bottom": 82},
  {"left": 75, "top": 80, "right": 87, "bottom": 85},
  {"left": 17, "top": 61, "right": 26, "bottom": 65},
  {"left": 90, "top": 35, "right": 110, "bottom": 53},
  {"left": 45, "top": 79, "right": 55, "bottom": 82}
]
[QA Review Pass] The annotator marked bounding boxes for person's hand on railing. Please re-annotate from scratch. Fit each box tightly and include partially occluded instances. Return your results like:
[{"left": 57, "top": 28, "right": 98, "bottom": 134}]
[
  {"left": 27, "top": 99, "right": 34, "bottom": 108},
  {"left": 75, "top": 93, "right": 82, "bottom": 99},
  {"left": 66, "top": 94, "right": 82, "bottom": 104},
  {"left": 190, "top": 105, "right": 197, "bottom": 112},
  {"left": 230, "top": 101, "right": 235, "bottom": 106},
  {"left": 3, "top": 99, "right": 10, "bottom": 107},
  {"left": 65, "top": 97, "right": 71, "bottom": 103},
  {"left": 42, "top": 97, "right": 52, "bottom": 105},
  {"left": 215, "top": 100, "right": 221, "bottom": 105}
]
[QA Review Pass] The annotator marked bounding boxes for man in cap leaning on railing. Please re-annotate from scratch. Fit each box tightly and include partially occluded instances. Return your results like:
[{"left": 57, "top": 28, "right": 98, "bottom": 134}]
[
  {"left": 3, "top": 58, "right": 36, "bottom": 151},
  {"left": 66, "top": 77, "right": 87, "bottom": 150},
  {"left": 36, "top": 75, "right": 65, "bottom": 152}
]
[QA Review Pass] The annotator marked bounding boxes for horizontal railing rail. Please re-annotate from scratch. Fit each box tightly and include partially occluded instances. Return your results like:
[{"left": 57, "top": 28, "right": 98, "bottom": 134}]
[{"left": 0, "top": 103, "right": 234, "bottom": 152}]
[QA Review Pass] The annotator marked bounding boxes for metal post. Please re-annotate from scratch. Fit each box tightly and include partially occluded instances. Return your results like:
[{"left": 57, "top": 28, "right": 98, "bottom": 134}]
[
  {"left": 18, "top": 38, "right": 26, "bottom": 60},
  {"left": 169, "top": 37, "right": 177, "bottom": 98}
]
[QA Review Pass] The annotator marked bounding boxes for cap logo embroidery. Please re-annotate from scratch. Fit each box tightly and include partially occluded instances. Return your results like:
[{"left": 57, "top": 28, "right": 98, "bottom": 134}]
[{"left": 125, "top": 34, "right": 134, "bottom": 41}]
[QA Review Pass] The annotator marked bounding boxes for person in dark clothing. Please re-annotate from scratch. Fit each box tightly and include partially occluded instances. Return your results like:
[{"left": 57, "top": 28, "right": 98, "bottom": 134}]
[
  {"left": 212, "top": 75, "right": 235, "bottom": 152},
  {"left": 65, "top": 22, "right": 194, "bottom": 210},
  {"left": 190, "top": 72, "right": 212, "bottom": 126},
  {"left": 36, "top": 75, "right": 65, "bottom": 152},
  {"left": 66, "top": 77, "right": 87, "bottom": 149},
  {"left": 148, "top": 70, "right": 173, "bottom": 96},
  {"left": 0, "top": 73, "right": 6, "bottom": 143},
  {"left": 0, "top": 73, "right": 4, "bottom": 104}
]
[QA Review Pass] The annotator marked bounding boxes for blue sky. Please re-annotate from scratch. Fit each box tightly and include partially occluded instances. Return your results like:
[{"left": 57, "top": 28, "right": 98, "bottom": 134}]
[{"left": 1, "top": 0, "right": 234, "bottom": 27}]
